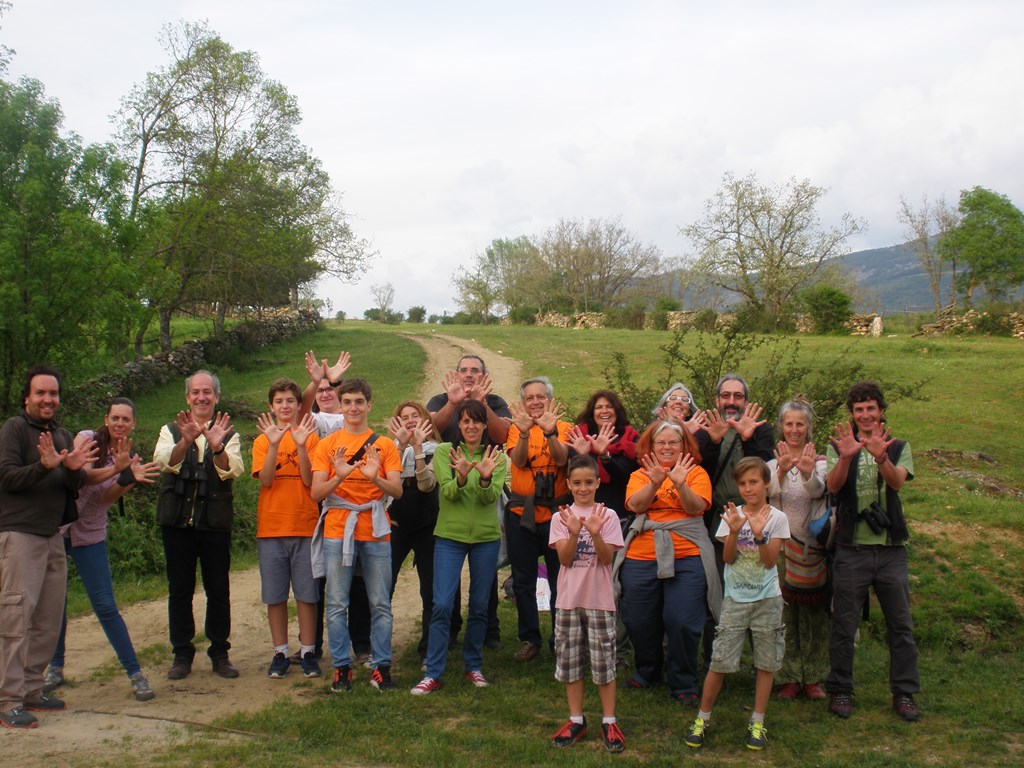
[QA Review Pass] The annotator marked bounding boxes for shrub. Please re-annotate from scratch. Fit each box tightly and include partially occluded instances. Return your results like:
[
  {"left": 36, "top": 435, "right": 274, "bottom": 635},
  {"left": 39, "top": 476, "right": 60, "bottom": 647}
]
[
  {"left": 800, "top": 284, "right": 854, "bottom": 334},
  {"left": 693, "top": 308, "right": 718, "bottom": 332},
  {"left": 509, "top": 306, "right": 539, "bottom": 325},
  {"left": 407, "top": 305, "right": 427, "bottom": 324},
  {"left": 604, "top": 299, "right": 646, "bottom": 330}
]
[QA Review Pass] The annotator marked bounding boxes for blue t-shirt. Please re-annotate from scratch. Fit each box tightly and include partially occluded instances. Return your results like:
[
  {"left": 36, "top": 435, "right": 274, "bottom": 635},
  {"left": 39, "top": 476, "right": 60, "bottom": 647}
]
[{"left": 715, "top": 505, "right": 790, "bottom": 602}]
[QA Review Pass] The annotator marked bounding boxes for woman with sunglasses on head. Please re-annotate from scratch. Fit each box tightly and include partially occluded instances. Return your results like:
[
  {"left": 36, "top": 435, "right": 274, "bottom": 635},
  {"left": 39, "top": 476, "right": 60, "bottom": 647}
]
[{"left": 652, "top": 383, "right": 709, "bottom": 435}]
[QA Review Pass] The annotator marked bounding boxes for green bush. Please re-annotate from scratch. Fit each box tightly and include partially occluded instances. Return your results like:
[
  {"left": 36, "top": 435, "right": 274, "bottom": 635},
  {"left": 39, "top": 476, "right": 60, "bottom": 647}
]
[
  {"left": 733, "top": 302, "right": 796, "bottom": 333},
  {"left": 604, "top": 299, "right": 647, "bottom": 330},
  {"left": 508, "top": 306, "right": 538, "bottom": 325},
  {"left": 693, "top": 308, "right": 718, "bottom": 332},
  {"left": 800, "top": 284, "right": 854, "bottom": 334},
  {"left": 972, "top": 304, "right": 1015, "bottom": 336},
  {"left": 406, "top": 305, "right": 427, "bottom": 324},
  {"left": 650, "top": 310, "right": 669, "bottom": 330}
]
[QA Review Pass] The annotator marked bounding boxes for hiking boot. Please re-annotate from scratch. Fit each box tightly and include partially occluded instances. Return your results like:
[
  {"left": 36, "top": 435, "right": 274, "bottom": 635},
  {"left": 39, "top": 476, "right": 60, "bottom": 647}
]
[
  {"left": 300, "top": 651, "right": 323, "bottom": 678},
  {"left": 777, "top": 683, "right": 801, "bottom": 700},
  {"left": 602, "top": 721, "right": 625, "bottom": 752},
  {"left": 685, "top": 716, "right": 709, "bottom": 748},
  {"left": 43, "top": 666, "right": 65, "bottom": 693},
  {"left": 24, "top": 693, "right": 65, "bottom": 711},
  {"left": 551, "top": 717, "right": 587, "bottom": 747},
  {"left": 746, "top": 721, "right": 768, "bottom": 750},
  {"left": 829, "top": 692, "right": 853, "bottom": 719},
  {"left": 513, "top": 641, "right": 540, "bottom": 662},
  {"left": 370, "top": 666, "right": 398, "bottom": 691},
  {"left": 803, "top": 683, "right": 827, "bottom": 700},
  {"left": 410, "top": 676, "right": 443, "bottom": 696},
  {"left": 212, "top": 657, "right": 240, "bottom": 679},
  {"left": 893, "top": 694, "right": 921, "bottom": 722},
  {"left": 130, "top": 672, "right": 155, "bottom": 702},
  {"left": 330, "top": 665, "right": 353, "bottom": 693},
  {"left": 267, "top": 652, "right": 291, "bottom": 679},
  {"left": 464, "top": 670, "right": 489, "bottom": 688},
  {"left": 0, "top": 706, "right": 38, "bottom": 729},
  {"left": 167, "top": 658, "right": 192, "bottom": 680}
]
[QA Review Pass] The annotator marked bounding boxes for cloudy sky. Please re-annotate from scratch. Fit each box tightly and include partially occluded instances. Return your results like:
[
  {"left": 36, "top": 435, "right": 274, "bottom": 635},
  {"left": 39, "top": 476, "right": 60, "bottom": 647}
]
[{"left": 4, "top": 1, "right": 1022, "bottom": 316}]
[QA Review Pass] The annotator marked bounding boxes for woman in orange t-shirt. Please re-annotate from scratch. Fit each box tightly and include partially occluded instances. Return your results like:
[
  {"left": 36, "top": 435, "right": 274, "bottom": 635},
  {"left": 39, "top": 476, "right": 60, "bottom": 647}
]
[{"left": 620, "top": 420, "right": 712, "bottom": 704}]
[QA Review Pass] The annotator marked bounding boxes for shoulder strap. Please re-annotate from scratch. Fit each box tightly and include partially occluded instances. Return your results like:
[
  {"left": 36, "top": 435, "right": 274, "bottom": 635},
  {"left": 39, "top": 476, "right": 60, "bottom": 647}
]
[{"left": 346, "top": 432, "right": 380, "bottom": 465}]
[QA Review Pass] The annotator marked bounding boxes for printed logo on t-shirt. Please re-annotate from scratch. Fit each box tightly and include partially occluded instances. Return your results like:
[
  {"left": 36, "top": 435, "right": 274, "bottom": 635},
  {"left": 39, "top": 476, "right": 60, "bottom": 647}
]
[{"left": 572, "top": 528, "right": 597, "bottom": 568}]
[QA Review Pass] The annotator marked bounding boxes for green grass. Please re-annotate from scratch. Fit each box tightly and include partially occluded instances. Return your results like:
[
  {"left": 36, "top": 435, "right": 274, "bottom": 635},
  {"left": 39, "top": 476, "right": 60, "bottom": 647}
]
[{"left": 82, "top": 319, "right": 1024, "bottom": 767}]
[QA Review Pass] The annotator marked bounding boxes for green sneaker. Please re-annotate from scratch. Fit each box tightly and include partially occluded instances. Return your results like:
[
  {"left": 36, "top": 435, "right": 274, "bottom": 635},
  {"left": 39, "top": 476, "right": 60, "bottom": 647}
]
[
  {"left": 685, "top": 716, "right": 708, "bottom": 748},
  {"left": 746, "top": 721, "right": 768, "bottom": 750}
]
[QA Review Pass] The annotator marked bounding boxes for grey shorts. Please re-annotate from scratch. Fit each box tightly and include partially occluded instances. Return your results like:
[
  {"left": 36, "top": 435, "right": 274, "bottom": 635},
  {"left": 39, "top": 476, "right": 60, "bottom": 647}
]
[
  {"left": 709, "top": 595, "right": 785, "bottom": 674},
  {"left": 258, "top": 537, "right": 318, "bottom": 604},
  {"left": 554, "top": 607, "right": 617, "bottom": 685}
]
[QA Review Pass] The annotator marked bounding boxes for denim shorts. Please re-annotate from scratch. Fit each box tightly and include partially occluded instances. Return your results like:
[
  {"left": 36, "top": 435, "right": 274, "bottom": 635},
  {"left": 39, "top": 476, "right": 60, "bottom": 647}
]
[
  {"left": 258, "top": 537, "right": 318, "bottom": 604},
  {"left": 709, "top": 595, "right": 785, "bottom": 673}
]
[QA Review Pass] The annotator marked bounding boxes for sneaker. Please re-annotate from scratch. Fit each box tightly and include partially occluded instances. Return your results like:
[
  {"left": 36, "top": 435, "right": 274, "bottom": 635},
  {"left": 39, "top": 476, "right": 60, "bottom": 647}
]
[
  {"left": 43, "top": 666, "right": 65, "bottom": 693},
  {"left": 129, "top": 672, "right": 155, "bottom": 702},
  {"left": 354, "top": 651, "right": 372, "bottom": 668},
  {"left": 746, "top": 721, "right": 768, "bottom": 750},
  {"left": 776, "top": 683, "right": 800, "bottom": 700},
  {"left": 0, "top": 706, "right": 38, "bottom": 730},
  {"left": 685, "top": 716, "right": 709, "bottom": 748},
  {"left": 672, "top": 692, "right": 699, "bottom": 707},
  {"left": 551, "top": 717, "right": 587, "bottom": 747},
  {"left": 410, "top": 676, "right": 443, "bottom": 696},
  {"left": 893, "top": 694, "right": 921, "bottom": 722},
  {"left": 330, "top": 666, "right": 353, "bottom": 693},
  {"left": 300, "top": 651, "right": 322, "bottom": 678},
  {"left": 829, "top": 692, "right": 853, "bottom": 719},
  {"left": 464, "top": 670, "right": 489, "bottom": 688},
  {"left": 24, "top": 693, "right": 65, "bottom": 712},
  {"left": 267, "top": 652, "right": 291, "bottom": 679},
  {"left": 370, "top": 666, "right": 398, "bottom": 691},
  {"left": 803, "top": 683, "right": 827, "bottom": 700},
  {"left": 167, "top": 657, "right": 192, "bottom": 680},
  {"left": 602, "top": 721, "right": 625, "bottom": 752},
  {"left": 513, "top": 641, "right": 540, "bottom": 662},
  {"left": 620, "top": 676, "right": 650, "bottom": 690},
  {"left": 211, "top": 657, "right": 240, "bottom": 679}
]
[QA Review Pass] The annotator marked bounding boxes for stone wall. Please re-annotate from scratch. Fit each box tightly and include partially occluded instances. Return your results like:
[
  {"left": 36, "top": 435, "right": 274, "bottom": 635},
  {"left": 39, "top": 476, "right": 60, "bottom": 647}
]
[{"left": 915, "top": 306, "right": 1024, "bottom": 339}]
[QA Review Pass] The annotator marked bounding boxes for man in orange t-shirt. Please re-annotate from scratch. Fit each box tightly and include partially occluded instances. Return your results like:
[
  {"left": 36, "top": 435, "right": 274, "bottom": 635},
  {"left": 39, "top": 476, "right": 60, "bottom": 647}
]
[
  {"left": 252, "top": 379, "right": 320, "bottom": 680},
  {"left": 505, "top": 377, "right": 571, "bottom": 662},
  {"left": 311, "top": 379, "right": 402, "bottom": 693}
]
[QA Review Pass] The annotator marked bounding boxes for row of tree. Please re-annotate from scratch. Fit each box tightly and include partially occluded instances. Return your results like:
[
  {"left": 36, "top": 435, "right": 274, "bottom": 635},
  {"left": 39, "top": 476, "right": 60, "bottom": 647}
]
[{"left": 0, "top": 14, "right": 369, "bottom": 413}]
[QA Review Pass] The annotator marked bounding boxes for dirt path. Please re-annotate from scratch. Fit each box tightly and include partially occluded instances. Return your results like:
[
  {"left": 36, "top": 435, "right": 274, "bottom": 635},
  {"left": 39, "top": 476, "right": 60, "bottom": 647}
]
[{"left": 5, "top": 333, "right": 522, "bottom": 765}]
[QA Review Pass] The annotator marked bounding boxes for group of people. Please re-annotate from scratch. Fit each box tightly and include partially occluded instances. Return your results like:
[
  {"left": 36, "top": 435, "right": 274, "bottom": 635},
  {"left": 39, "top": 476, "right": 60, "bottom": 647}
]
[{"left": 0, "top": 356, "right": 922, "bottom": 755}]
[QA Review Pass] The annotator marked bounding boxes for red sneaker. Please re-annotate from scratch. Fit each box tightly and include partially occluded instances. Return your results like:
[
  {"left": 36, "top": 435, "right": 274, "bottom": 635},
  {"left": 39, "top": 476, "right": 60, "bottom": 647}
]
[{"left": 777, "top": 683, "right": 801, "bottom": 700}]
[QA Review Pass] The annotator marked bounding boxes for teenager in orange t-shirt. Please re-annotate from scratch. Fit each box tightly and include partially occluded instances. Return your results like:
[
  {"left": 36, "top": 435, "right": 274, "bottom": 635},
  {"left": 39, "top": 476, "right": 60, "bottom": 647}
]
[
  {"left": 311, "top": 379, "right": 402, "bottom": 693},
  {"left": 252, "top": 379, "right": 320, "bottom": 680}
]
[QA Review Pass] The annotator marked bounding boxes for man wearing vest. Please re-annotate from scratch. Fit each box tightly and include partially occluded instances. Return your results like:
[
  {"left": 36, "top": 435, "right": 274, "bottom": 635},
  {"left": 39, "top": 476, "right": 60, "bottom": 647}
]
[
  {"left": 505, "top": 377, "right": 571, "bottom": 662},
  {"left": 154, "top": 370, "right": 244, "bottom": 681},
  {"left": 825, "top": 381, "right": 921, "bottom": 722}
]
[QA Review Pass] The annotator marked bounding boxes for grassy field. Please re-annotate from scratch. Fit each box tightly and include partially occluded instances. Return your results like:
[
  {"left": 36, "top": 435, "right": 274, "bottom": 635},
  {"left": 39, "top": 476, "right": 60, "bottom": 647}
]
[{"left": 74, "top": 320, "right": 1024, "bottom": 767}]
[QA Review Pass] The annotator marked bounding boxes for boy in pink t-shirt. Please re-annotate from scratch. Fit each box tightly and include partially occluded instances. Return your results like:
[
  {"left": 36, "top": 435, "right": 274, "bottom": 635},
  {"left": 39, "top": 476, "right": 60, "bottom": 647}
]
[{"left": 548, "top": 455, "right": 626, "bottom": 752}]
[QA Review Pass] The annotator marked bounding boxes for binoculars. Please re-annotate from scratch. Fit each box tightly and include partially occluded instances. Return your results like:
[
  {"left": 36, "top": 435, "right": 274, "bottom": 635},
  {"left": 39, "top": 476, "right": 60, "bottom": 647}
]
[{"left": 859, "top": 501, "right": 891, "bottom": 535}]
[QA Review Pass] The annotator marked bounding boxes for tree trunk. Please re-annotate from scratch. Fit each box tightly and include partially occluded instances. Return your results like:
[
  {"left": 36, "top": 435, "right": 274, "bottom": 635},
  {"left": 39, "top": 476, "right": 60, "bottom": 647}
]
[
  {"left": 159, "top": 308, "right": 173, "bottom": 353},
  {"left": 214, "top": 302, "right": 227, "bottom": 336}
]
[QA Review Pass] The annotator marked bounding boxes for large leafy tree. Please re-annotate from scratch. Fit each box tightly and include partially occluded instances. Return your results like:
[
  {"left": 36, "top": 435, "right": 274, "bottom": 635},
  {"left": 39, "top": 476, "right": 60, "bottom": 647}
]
[
  {"left": 454, "top": 236, "right": 546, "bottom": 319},
  {"left": 0, "top": 77, "right": 131, "bottom": 412},
  {"left": 682, "top": 172, "right": 865, "bottom": 327},
  {"left": 939, "top": 186, "right": 1024, "bottom": 305},
  {"left": 116, "top": 21, "right": 369, "bottom": 352}
]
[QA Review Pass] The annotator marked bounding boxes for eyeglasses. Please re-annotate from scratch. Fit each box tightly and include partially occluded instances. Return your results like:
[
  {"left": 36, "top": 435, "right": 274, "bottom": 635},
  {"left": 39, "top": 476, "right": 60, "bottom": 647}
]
[
  {"left": 666, "top": 395, "right": 690, "bottom": 404},
  {"left": 457, "top": 367, "right": 483, "bottom": 374}
]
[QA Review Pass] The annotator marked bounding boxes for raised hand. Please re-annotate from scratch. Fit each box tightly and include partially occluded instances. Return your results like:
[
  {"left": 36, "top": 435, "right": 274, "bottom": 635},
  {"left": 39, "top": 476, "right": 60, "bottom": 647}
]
[
  {"left": 63, "top": 435, "right": 99, "bottom": 471},
  {"left": 558, "top": 505, "right": 583, "bottom": 536},
  {"left": 324, "top": 351, "right": 351, "bottom": 383},
  {"left": 468, "top": 373, "right": 494, "bottom": 402},
  {"left": 721, "top": 502, "right": 747, "bottom": 534},
  {"left": 795, "top": 442, "right": 817, "bottom": 476},
  {"left": 565, "top": 425, "right": 591, "bottom": 455},
  {"left": 443, "top": 370, "right": 467, "bottom": 404},
  {"left": 685, "top": 409, "right": 710, "bottom": 435},
  {"left": 358, "top": 445, "right": 382, "bottom": 480},
  {"left": 734, "top": 402, "right": 766, "bottom": 441},
  {"left": 257, "top": 412, "right": 288, "bottom": 447},
  {"left": 388, "top": 415, "right": 411, "bottom": 448},
  {"left": 36, "top": 432, "right": 62, "bottom": 469},
  {"left": 860, "top": 426, "right": 895, "bottom": 463},
  {"left": 746, "top": 504, "right": 771, "bottom": 539},
  {"left": 450, "top": 445, "right": 477, "bottom": 480},
  {"left": 667, "top": 452, "right": 696, "bottom": 487},
  {"left": 476, "top": 444, "right": 501, "bottom": 480},
  {"left": 130, "top": 457, "right": 163, "bottom": 484},
  {"left": 305, "top": 350, "right": 325, "bottom": 383},
  {"left": 704, "top": 408, "right": 730, "bottom": 443},
  {"left": 536, "top": 401, "right": 565, "bottom": 435},
  {"left": 174, "top": 410, "right": 204, "bottom": 444},
  {"left": 204, "top": 412, "right": 233, "bottom": 452},
  {"left": 330, "top": 445, "right": 356, "bottom": 480},
  {"left": 639, "top": 452, "right": 669, "bottom": 486},
  {"left": 830, "top": 422, "right": 862, "bottom": 459},
  {"left": 291, "top": 413, "right": 316, "bottom": 446},
  {"left": 582, "top": 503, "right": 608, "bottom": 537},
  {"left": 590, "top": 422, "right": 617, "bottom": 455},
  {"left": 509, "top": 402, "right": 534, "bottom": 433},
  {"left": 774, "top": 441, "right": 795, "bottom": 474},
  {"left": 410, "top": 420, "right": 433, "bottom": 451},
  {"left": 111, "top": 437, "right": 134, "bottom": 471}
]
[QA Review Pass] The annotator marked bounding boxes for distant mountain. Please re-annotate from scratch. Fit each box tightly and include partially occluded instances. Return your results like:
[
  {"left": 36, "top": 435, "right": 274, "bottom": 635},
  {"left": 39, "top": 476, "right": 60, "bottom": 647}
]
[{"left": 837, "top": 242, "right": 950, "bottom": 313}]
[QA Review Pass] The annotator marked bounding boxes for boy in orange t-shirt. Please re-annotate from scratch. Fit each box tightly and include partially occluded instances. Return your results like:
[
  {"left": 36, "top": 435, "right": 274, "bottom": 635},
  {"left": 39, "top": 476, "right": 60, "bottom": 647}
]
[
  {"left": 311, "top": 379, "right": 403, "bottom": 693},
  {"left": 253, "top": 379, "right": 320, "bottom": 679}
]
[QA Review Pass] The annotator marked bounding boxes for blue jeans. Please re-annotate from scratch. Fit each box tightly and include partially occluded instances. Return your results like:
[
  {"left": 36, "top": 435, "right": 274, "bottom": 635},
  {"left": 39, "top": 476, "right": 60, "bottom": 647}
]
[
  {"left": 323, "top": 537, "right": 393, "bottom": 668},
  {"left": 424, "top": 537, "right": 500, "bottom": 679},
  {"left": 506, "top": 512, "right": 560, "bottom": 647},
  {"left": 620, "top": 556, "right": 707, "bottom": 695},
  {"left": 52, "top": 538, "right": 141, "bottom": 678}
]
